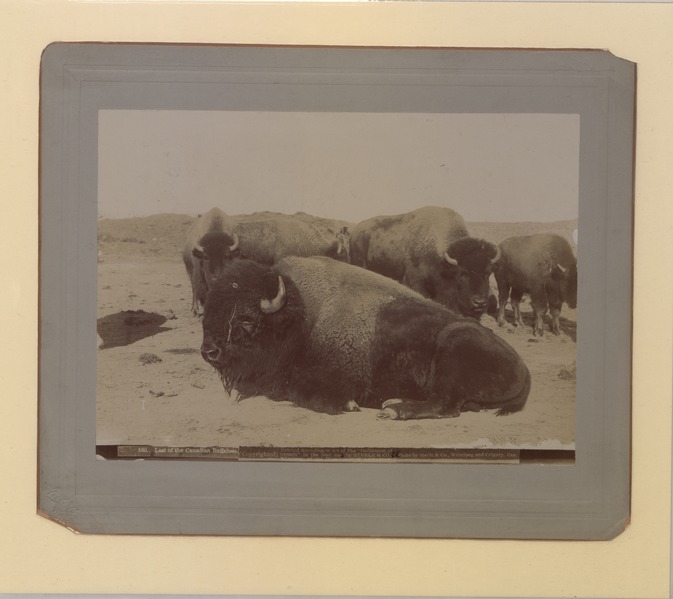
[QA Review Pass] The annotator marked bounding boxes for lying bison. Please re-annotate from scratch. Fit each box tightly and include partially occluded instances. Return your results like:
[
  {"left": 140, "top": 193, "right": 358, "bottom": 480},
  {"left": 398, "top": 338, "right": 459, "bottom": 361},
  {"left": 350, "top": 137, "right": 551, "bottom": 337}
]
[
  {"left": 200, "top": 256, "right": 531, "bottom": 419},
  {"left": 184, "top": 209, "right": 350, "bottom": 316},
  {"left": 183, "top": 208, "right": 239, "bottom": 316},
  {"left": 350, "top": 206, "right": 500, "bottom": 320},
  {"left": 494, "top": 233, "right": 578, "bottom": 336}
]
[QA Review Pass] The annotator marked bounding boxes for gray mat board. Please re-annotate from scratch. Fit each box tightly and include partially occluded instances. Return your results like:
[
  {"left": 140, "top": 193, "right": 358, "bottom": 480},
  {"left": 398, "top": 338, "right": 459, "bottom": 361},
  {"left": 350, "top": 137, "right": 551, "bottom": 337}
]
[{"left": 39, "top": 44, "right": 634, "bottom": 538}]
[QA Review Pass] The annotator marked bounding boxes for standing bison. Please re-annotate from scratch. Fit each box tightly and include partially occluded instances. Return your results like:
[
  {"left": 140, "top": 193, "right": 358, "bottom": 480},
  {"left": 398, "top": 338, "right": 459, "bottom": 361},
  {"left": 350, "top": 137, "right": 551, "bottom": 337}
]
[
  {"left": 232, "top": 212, "right": 351, "bottom": 265},
  {"left": 494, "top": 233, "right": 578, "bottom": 336},
  {"left": 350, "top": 206, "right": 500, "bottom": 319},
  {"left": 184, "top": 209, "right": 350, "bottom": 316},
  {"left": 183, "top": 208, "right": 239, "bottom": 316},
  {"left": 200, "top": 256, "right": 531, "bottom": 419}
]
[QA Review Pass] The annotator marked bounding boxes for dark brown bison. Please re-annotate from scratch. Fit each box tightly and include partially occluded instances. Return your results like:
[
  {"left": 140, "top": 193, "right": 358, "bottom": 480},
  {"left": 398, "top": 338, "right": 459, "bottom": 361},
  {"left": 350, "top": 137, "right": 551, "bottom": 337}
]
[
  {"left": 183, "top": 208, "right": 239, "bottom": 316},
  {"left": 184, "top": 209, "right": 351, "bottom": 316},
  {"left": 494, "top": 233, "right": 578, "bottom": 336},
  {"left": 200, "top": 256, "right": 531, "bottom": 419},
  {"left": 350, "top": 206, "right": 501, "bottom": 319}
]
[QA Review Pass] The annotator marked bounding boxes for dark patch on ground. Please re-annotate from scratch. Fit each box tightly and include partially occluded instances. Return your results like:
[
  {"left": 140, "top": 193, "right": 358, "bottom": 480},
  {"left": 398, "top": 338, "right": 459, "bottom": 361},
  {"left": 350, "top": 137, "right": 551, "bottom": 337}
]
[
  {"left": 558, "top": 316, "right": 577, "bottom": 342},
  {"left": 139, "top": 353, "right": 162, "bottom": 364},
  {"left": 558, "top": 362, "right": 577, "bottom": 381},
  {"left": 97, "top": 310, "right": 169, "bottom": 349}
]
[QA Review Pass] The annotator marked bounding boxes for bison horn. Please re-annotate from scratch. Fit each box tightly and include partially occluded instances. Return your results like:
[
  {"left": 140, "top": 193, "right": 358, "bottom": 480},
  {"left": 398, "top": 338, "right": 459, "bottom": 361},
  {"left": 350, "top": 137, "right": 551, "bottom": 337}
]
[
  {"left": 490, "top": 243, "right": 502, "bottom": 265},
  {"left": 229, "top": 233, "right": 239, "bottom": 252},
  {"left": 193, "top": 241, "right": 204, "bottom": 257},
  {"left": 556, "top": 262, "right": 567, "bottom": 274},
  {"left": 443, "top": 252, "right": 459, "bottom": 266},
  {"left": 260, "top": 276, "right": 286, "bottom": 314}
]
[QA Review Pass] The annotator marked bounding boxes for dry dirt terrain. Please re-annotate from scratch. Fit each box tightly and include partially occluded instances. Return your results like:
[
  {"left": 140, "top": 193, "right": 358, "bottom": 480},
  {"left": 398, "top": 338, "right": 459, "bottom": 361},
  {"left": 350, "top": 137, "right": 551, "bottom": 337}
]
[{"left": 96, "top": 214, "right": 577, "bottom": 456}]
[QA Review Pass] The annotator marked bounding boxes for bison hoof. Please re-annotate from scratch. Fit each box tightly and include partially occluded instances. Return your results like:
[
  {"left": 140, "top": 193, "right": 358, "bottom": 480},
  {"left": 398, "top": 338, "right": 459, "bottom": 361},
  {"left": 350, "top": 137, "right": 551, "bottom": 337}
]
[
  {"left": 378, "top": 407, "right": 404, "bottom": 420},
  {"left": 343, "top": 400, "right": 361, "bottom": 412},
  {"left": 379, "top": 400, "right": 409, "bottom": 420}
]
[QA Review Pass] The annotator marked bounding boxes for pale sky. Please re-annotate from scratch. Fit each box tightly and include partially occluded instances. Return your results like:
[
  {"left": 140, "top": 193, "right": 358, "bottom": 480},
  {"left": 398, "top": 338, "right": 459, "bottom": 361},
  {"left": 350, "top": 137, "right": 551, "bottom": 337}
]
[{"left": 98, "top": 110, "right": 579, "bottom": 223}]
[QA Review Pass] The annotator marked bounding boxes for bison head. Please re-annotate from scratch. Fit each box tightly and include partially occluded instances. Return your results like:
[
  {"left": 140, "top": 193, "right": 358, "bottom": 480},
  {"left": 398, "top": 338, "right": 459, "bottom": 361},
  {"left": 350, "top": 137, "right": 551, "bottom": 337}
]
[
  {"left": 441, "top": 237, "right": 501, "bottom": 319},
  {"left": 200, "top": 260, "right": 305, "bottom": 397},
  {"left": 192, "top": 231, "right": 240, "bottom": 286}
]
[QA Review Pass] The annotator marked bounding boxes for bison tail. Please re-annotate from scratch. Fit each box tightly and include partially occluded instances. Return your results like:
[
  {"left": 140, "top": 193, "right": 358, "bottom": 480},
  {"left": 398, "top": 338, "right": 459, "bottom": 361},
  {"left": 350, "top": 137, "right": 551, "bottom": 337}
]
[{"left": 495, "top": 367, "right": 531, "bottom": 416}]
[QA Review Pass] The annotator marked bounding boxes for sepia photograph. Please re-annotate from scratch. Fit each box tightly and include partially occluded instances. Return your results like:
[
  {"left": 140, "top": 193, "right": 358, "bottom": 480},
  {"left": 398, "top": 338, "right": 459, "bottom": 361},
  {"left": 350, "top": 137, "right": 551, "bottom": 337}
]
[{"left": 96, "top": 109, "right": 579, "bottom": 462}]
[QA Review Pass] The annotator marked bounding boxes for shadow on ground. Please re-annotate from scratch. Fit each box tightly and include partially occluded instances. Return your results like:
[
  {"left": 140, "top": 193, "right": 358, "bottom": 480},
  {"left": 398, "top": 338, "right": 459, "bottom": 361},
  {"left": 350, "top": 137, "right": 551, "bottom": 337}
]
[
  {"left": 97, "top": 310, "right": 170, "bottom": 349},
  {"left": 495, "top": 308, "right": 577, "bottom": 342}
]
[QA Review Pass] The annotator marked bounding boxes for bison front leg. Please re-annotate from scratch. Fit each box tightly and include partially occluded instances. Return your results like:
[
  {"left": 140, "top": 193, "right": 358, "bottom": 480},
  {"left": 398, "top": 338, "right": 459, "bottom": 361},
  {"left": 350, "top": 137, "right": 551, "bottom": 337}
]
[
  {"left": 528, "top": 290, "right": 549, "bottom": 336},
  {"left": 190, "top": 272, "right": 206, "bottom": 317},
  {"left": 496, "top": 283, "right": 510, "bottom": 327},
  {"left": 510, "top": 288, "right": 525, "bottom": 328},
  {"left": 378, "top": 398, "right": 453, "bottom": 420},
  {"left": 191, "top": 291, "right": 201, "bottom": 317},
  {"left": 549, "top": 299, "right": 563, "bottom": 335},
  {"left": 531, "top": 304, "right": 548, "bottom": 336}
]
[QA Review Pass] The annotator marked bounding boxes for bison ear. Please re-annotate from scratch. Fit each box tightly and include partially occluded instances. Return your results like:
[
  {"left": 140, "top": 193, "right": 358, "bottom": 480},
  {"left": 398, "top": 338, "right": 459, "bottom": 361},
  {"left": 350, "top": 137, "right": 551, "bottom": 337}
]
[{"left": 240, "top": 321, "right": 256, "bottom": 334}]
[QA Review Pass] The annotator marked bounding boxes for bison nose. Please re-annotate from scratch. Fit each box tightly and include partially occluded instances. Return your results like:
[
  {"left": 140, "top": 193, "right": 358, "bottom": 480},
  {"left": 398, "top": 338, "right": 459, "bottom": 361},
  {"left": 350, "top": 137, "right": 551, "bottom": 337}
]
[
  {"left": 201, "top": 341, "right": 222, "bottom": 364},
  {"left": 471, "top": 297, "right": 488, "bottom": 310}
]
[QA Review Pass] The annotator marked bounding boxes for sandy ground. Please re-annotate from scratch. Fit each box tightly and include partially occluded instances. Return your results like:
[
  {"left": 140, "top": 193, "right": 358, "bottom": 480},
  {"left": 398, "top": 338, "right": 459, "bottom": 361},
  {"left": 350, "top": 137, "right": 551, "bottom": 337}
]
[{"left": 96, "top": 215, "right": 577, "bottom": 454}]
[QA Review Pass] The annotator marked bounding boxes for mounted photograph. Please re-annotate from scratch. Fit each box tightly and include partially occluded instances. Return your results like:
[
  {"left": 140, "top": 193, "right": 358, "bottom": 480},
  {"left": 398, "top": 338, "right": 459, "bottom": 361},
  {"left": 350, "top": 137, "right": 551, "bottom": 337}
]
[{"left": 39, "top": 44, "right": 633, "bottom": 537}]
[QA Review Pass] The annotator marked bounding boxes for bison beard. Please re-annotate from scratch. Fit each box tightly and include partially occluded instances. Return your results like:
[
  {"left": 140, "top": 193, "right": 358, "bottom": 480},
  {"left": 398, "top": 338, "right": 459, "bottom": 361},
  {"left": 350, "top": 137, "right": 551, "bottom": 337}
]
[
  {"left": 200, "top": 257, "right": 530, "bottom": 419},
  {"left": 201, "top": 265, "right": 306, "bottom": 404}
]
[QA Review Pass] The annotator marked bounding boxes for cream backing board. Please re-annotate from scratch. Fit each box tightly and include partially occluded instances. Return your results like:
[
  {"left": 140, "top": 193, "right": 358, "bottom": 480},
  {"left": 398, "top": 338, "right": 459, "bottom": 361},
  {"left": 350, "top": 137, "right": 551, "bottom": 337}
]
[{"left": 1, "top": 1, "right": 671, "bottom": 598}]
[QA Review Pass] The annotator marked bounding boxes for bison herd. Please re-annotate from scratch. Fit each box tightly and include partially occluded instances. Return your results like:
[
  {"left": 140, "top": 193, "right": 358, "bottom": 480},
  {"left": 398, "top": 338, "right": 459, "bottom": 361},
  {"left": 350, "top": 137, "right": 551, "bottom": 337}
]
[{"left": 184, "top": 206, "right": 577, "bottom": 420}]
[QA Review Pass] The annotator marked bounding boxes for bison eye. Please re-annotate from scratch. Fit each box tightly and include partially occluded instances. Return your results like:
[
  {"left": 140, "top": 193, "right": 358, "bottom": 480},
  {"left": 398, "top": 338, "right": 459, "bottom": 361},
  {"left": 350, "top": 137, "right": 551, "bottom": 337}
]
[{"left": 240, "top": 321, "right": 255, "bottom": 334}]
